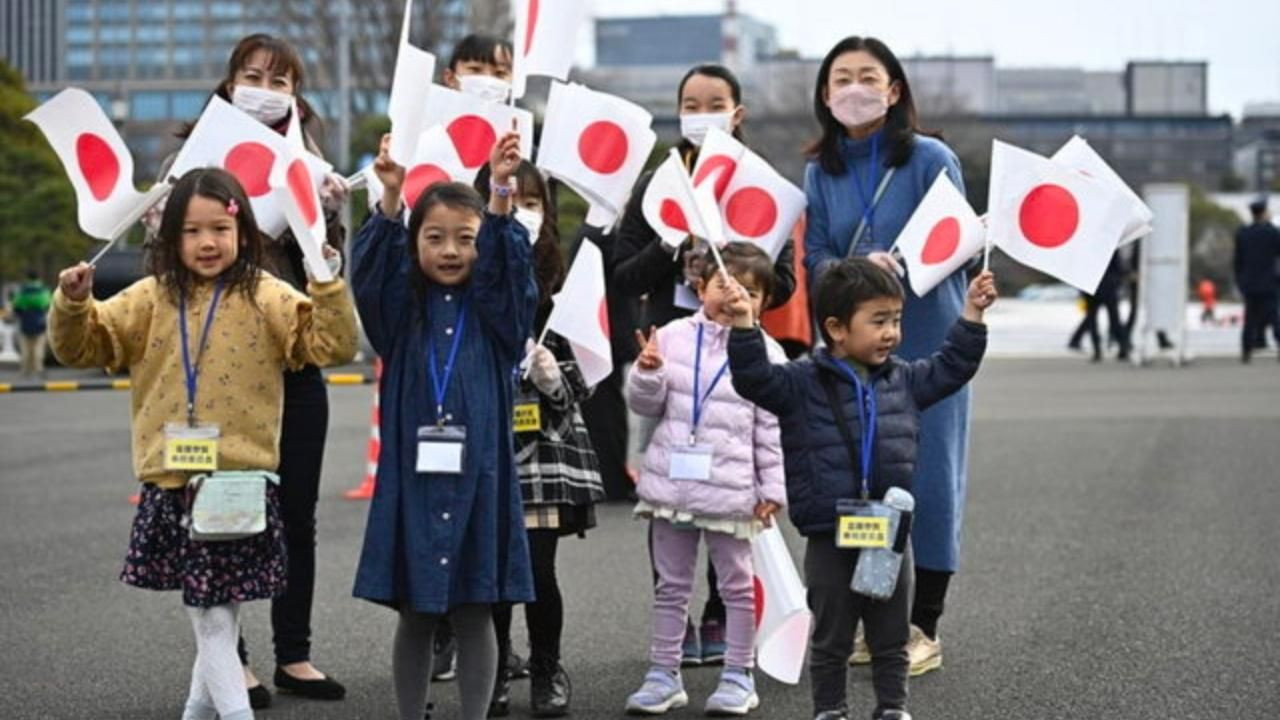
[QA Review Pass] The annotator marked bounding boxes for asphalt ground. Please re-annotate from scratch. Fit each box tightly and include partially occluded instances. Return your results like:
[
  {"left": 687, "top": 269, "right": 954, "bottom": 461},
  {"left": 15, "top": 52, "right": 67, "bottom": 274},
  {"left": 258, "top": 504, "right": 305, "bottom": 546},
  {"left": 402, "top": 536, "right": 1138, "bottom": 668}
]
[{"left": 2, "top": 358, "right": 1279, "bottom": 719}]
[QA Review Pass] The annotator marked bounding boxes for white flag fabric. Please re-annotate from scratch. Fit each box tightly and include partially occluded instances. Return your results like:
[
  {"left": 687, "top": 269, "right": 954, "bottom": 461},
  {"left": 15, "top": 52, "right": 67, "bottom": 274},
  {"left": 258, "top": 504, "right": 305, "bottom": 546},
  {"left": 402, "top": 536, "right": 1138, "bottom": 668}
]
[
  {"left": 893, "top": 169, "right": 986, "bottom": 297},
  {"left": 1051, "top": 135, "right": 1153, "bottom": 245},
  {"left": 692, "top": 128, "right": 806, "bottom": 260},
  {"left": 751, "top": 525, "right": 812, "bottom": 685},
  {"left": 168, "top": 96, "right": 331, "bottom": 238},
  {"left": 641, "top": 149, "right": 725, "bottom": 248},
  {"left": 24, "top": 88, "right": 166, "bottom": 240},
  {"left": 987, "top": 140, "right": 1130, "bottom": 294},
  {"left": 362, "top": 124, "right": 470, "bottom": 213},
  {"left": 544, "top": 238, "right": 612, "bottom": 387},
  {"left": 386, "top": 0, "right": 437, "bottom": 166},
  {"left": 422, "top": 84, "right": 534, "bottom": 175},
  {"left": 537, "top": 81, "right": 656, "bottom": 227},
  {"left": 269, "top": 147, "right": 333, "bottom": 282},
  {"left": 512, "top": 0, "right": 588, "bottom": 99}
]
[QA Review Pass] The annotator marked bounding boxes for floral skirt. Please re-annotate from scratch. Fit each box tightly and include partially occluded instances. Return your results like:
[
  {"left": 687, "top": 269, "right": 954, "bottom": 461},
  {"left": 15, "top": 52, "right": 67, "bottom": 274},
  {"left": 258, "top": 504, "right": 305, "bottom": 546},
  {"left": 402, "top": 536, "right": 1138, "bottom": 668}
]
[{"left": 120, "top": 482, "right": 287, "bottom": 608}]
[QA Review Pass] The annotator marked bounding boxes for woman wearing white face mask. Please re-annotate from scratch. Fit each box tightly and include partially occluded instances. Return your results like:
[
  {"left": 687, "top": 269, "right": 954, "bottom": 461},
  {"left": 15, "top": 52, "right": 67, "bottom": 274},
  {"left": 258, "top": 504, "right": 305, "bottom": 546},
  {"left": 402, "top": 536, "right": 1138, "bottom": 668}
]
[
  {"left": 801, "top": 35, "right": 973, "bottom": 702},
  {"left": 157, "top": 33, "right": 350, "bottom": 711}
]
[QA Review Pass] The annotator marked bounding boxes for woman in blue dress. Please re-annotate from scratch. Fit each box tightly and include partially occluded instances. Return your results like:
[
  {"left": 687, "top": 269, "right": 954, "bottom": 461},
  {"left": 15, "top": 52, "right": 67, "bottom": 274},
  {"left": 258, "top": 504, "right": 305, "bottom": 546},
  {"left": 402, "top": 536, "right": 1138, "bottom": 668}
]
[
  {"left": 802, "top": 35, "right": 973, "bottom": 677},
  {"left": 350, "top": 131, "right": 537, "bottom": 720}
]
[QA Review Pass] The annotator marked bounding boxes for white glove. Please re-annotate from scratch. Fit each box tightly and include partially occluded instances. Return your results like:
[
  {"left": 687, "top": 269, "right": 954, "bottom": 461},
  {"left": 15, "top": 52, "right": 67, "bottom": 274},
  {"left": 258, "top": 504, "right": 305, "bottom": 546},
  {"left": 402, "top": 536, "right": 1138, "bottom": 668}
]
[
  {"left": 305, "top": 244, "right": 343, "bottom": 282},
  {"left": 319, "top": 172, "right": 350, "bottom": 212},
  {"left": 527, "top": 342, "right": 564, "bottom": 397}
]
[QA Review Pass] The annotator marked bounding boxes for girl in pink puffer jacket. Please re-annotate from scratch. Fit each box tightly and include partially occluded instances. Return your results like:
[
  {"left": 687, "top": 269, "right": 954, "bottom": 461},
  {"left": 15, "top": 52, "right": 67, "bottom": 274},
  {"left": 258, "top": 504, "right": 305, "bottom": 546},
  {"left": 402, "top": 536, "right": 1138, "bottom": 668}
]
[{"left": 624, "top": 243, "right": 787, "bottom": 716}]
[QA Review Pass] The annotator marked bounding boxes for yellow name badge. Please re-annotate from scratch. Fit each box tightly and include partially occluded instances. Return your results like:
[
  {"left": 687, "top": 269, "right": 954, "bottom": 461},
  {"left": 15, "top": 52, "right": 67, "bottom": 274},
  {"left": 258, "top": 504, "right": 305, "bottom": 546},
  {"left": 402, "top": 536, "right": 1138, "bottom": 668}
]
[
  {"left": 164, "top": 438, "right": 219, "bottom": 471},
  {"left": 836, "top": 515, "right": 890, "bottom": 549},
  {"left": 513, "top": 403, "right": 542, "bottom": 433}
]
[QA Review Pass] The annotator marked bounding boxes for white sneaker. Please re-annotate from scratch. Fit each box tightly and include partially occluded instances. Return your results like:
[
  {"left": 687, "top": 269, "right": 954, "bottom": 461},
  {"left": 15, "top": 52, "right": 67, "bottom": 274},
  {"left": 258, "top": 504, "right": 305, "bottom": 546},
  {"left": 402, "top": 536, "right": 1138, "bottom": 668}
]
[{"left": 906, "top": 625, "right": 941, "bottom": 677}]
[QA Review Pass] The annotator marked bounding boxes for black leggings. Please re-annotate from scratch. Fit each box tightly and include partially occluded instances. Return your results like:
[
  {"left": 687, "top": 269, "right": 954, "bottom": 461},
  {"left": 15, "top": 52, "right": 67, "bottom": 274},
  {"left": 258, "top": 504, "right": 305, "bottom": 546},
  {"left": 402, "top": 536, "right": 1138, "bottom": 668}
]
[
  {"left": 494, "top": 530, "right": 564, "bottom": 665},
  {"left": 239, "top": 366, "right": 329, "bottom": 667},
  {"left": 910, "top": 568, "right": 952, "bottom": 639}
]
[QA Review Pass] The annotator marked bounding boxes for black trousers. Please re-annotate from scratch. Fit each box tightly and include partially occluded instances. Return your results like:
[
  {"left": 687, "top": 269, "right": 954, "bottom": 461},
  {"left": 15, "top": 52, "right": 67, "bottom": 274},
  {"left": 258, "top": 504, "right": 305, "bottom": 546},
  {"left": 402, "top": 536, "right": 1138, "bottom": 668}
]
[
  {"left": 239, "top": 366, "right": 330, "bottom": 666},
  {"left": 911, "top": 568, "right": 951, "bottom": 639},
  {"left": 578, "top": 366, "right": 632, "bottom": 502},
  {"left": 1242, "top": 291, "right": 1279, "bottom": 358},
  {"left": 494, "top": 530, "right": 564, "bottom": 667},
  {"left": 1084, "top": 292, "right": 1129, "bottom": 359},
  {"left": 806, "top": 536, "right": 913, "bottom": 717}
]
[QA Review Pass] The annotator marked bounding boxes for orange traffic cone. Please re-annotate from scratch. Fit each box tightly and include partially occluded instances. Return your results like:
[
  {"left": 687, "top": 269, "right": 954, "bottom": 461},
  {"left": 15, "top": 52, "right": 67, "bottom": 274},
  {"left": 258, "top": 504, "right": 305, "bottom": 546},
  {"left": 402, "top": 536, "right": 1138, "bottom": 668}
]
[{"left": 343, "top": 359, "right": 381, "bottom": 500}]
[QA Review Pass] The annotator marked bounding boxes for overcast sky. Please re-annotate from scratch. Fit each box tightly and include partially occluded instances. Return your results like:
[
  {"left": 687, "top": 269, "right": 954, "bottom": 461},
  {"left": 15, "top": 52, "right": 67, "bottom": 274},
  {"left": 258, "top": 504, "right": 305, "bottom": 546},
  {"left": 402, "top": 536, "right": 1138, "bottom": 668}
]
[{"left": 584, "top": 0, "right": 1280, "bottom": 118}]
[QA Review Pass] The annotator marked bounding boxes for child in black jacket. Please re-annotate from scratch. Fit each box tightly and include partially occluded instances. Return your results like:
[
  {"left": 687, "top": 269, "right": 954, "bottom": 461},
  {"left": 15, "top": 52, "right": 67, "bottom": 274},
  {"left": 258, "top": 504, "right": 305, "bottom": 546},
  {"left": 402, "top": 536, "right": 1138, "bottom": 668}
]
[{"left": 724, "top": 258, "right": 997, "bottom": 720}]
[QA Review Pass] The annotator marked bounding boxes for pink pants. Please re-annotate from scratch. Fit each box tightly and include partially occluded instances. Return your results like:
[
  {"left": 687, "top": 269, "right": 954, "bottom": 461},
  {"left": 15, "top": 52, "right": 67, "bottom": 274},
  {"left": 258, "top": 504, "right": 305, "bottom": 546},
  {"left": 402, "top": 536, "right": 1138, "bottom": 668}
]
[{"left": 649, "top": 518, "right": 756, "bottom": 669}]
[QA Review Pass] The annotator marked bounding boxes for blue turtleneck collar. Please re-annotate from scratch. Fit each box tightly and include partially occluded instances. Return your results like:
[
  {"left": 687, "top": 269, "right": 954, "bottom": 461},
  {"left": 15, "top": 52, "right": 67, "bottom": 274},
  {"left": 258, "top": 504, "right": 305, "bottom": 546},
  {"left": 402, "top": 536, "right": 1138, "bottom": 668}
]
[{"left": 838, "top": 128, "right": 885, "bottom": 160}]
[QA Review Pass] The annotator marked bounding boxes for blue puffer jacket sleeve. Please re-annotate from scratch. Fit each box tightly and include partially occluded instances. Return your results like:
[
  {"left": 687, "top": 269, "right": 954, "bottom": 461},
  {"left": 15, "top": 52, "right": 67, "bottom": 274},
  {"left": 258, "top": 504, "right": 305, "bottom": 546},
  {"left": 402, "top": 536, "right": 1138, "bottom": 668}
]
[
  {"left": 902, "top": 319, "right": 988, "bottom": 411},
  {"left": 727, "top": 326, "right": 802, "bottom": 418},
  {"left": 351, "top": 209, "right": 412, "bottom": 357}
]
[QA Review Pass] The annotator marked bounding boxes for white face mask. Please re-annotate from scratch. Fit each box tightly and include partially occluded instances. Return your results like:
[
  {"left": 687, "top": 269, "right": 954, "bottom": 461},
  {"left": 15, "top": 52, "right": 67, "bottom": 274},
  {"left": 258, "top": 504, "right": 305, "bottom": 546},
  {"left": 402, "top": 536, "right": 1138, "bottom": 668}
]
[
  {"left": 514, "top": 207, "right": 543, "bottom": 245},
  {"left": 231, "top": 84, "right": 293, "bottom": 125},
  {"left": 679, "top": 112, "right": 735, "bottom": 147},
  {"left": 458, "top": 74, "right": 512, "bottom": 104},
  {"left": 828, "top": 83, "right": 890, "bottom": 129}
]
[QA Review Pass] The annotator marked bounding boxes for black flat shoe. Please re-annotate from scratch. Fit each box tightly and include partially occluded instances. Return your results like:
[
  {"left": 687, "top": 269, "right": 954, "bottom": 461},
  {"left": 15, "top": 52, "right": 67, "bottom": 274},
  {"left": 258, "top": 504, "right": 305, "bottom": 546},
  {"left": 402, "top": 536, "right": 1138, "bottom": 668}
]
[
  {"left": 247, "top": 682, "right": 272, "bottom": 710},
  {"left": 274, "top": 666, "right": 346, "bottom": 700},
  {"left": 488, "top": 667, "right": 511, "bottom": 717},
  {"left": 530, "top": 660, "right": 570, "bottom": 718}
]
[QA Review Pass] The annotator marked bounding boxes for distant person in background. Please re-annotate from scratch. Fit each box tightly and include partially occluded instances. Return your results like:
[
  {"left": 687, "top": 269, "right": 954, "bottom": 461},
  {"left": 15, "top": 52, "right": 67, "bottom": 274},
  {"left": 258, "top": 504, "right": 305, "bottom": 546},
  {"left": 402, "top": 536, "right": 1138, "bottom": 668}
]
[
  {"left": 1080, "top": 253, "right": 1131, "bottom": 363},
  {"left": 1233, "top": 197, "right": 1280, "bottom": 363},
  {"left": 12, "top": 270, "right": 52, "bottom": 378},
  {"left": 1197, "top": 278, "right": 1218, "bottom": 325}
]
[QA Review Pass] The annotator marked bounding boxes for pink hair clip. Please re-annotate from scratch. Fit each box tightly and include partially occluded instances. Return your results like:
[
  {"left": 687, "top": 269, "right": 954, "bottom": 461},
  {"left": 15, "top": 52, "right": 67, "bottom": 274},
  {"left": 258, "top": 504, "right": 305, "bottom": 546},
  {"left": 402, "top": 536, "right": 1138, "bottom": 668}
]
[{"left": 226, "top": 198, "right": 240, "bottom": 216}]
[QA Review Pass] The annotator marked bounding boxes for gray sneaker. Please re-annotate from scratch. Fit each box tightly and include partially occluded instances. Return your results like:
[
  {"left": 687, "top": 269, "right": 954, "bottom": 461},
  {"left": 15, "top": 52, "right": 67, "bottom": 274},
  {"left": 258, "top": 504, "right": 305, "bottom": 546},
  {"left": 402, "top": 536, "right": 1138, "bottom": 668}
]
[
  {"left": 624, "top": 667, "right": 688, "bottom": 715},
  {"left": 704, "top": 667, "right": 759, "bottom": 716}
]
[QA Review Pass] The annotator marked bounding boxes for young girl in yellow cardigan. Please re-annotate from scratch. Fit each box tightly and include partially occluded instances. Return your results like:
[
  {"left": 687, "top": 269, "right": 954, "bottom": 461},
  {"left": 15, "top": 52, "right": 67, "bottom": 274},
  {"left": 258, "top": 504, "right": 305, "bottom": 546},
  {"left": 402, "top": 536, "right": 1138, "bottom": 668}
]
[{"left": 48, "top": 167, "right": 358, "bottom": 720}]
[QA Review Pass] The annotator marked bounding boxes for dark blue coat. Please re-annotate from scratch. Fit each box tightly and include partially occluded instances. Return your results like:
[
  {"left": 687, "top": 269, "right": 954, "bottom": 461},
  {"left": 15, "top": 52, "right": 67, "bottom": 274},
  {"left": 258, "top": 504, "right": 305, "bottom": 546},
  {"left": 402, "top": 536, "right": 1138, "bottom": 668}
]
[
  {"left": 727, "top": 320, "right": 986, "bottom": 536},
  {"left": 1233, "top": 221, "right": 1280, "bottom": 296},
  {"left": 350, "top": 210, "right": 537, "bottom": 613}
]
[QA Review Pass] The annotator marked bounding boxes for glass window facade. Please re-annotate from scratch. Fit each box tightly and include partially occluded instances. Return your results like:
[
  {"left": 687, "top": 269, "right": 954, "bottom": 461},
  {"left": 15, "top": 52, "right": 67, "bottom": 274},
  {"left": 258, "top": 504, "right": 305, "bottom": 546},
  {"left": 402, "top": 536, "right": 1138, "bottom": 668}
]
[{"left": 131, "top": 92, "right": 170, "bottom": 121}]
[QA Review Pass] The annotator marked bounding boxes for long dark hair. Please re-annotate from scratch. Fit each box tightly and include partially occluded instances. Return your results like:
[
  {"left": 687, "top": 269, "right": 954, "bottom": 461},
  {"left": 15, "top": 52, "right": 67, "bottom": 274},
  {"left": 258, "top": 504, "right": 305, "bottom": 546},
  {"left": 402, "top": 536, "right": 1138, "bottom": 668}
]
[
  {"left": 178, "top": 34, "right": 322, "bottom": 144},
  {"left": 148, "top": 168, "right": 264, "bottom": 305},
  {"left": 473, "top": 161, "right": 565, "bottom": 309},
  {"left": 676, "top": 64, "right": 747, "bottom": 160},
  {"left": 447, "top": 33, "right": 514, "bottom": 72},
  {"left": 406, "top": 181, "right": 487, "bottom": 303},
  {"left": 806, "top": 36, "right": 936, "bottom": 175}
]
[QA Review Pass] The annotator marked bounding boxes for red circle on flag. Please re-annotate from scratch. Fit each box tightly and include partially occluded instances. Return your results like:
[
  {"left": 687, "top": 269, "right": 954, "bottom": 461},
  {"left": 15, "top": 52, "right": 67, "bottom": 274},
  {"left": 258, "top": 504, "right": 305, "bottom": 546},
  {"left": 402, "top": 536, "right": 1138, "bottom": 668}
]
[
  {"left": 921, "top": 217, "right": 961, "bottom": 265},
  {"left": 598, "top": 298, "right": 611, "bottom": 338},
  {"left": 753, "top": 575, "right": 765, "bottom": 630},
  {"left": 286, "top": 159, "right": 319, "bottom": 226},
  {"left": 75, "top": 133, "right": 120, "bottom": 201},
  {"left": 1019, "top": 184, "right": 1079, "bottom": 249},
  {"left": 659, "top": 198, "right": 690, "bottom": 233},
  {"left": 404, "top": 164, "right": 452, "bottom": 211},
  {"left": 725, "top": 187, "right": 777, "bottom": 238},
  {"left": 524, "top": 0, "right": 540, "bottom": 57},
  {"left": 447, "top": 115, "right": 497, "bottom": 169},
  {"left": 224, "top": 142, "right": 275, "bottom": 198},
  {"left": 577, "top": 121, "right": 628, "bottom": 175},
  {"left": 693, "top": 154, "right": 737, "bottom": 201}
]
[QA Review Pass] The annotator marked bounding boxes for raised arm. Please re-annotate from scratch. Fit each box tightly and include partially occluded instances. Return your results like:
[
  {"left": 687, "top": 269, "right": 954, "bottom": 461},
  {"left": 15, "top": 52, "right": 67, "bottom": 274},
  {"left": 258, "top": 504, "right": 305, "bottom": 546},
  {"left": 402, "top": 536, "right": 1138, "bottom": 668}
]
[
  {"left": 904, "top": 318, "right": 988, "bottom": 411},
  {"left": 350, "top": 209, "right": 412, "bottom": 357},
  {"left": 47, "top": 265, "right": 147, "bottom": 372},
  {"left": 282, "top": 279, "right": 360, "bottom": 369}
]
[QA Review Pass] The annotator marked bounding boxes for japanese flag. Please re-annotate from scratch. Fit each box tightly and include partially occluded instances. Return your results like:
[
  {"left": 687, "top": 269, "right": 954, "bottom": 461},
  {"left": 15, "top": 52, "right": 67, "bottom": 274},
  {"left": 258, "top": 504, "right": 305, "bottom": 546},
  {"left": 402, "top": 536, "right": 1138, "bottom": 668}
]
[
  {"left": 24, "top": 88, "right": 169, "bottom": 240},
  {"left": 537, "top": 81, "right": 656, "bottom": 227},
  {"left": 987, "top": 140, "right": 1130, "bottom": 294},
  {"left": 892, "top": 169, "right": 986, "bottom": 297},
  {"left": 1051, "top": 135, "right": 1153, "bottom": 245},
  {"left": 544, "top": 238, "right": 612, "bottom": 387},
  {"left": 422, "top": 84, "right": 534, "bottom": 177},
  {"left": 642, "top": 149, "right": 725, "bottom": 248},
  {"left": 361, "top": 125, "right": 469, "bottom": 213},
  {"left": 692, "top": 128, "right": 806, "bottom": 260},
  {"left": 751, "top": 524, "right": 812, "bottom": 684},
  {"left": 169, "top": 96, "right": 332, "bottom": 238},
  {"left": 512, "top": 0, "right": 588, "bottom": 100},
  {"left": 386, "top": 0, "right": 437, "bottom": 166},
  {"left": 269, "top": 145, "right": 332, "bottom": 282}
]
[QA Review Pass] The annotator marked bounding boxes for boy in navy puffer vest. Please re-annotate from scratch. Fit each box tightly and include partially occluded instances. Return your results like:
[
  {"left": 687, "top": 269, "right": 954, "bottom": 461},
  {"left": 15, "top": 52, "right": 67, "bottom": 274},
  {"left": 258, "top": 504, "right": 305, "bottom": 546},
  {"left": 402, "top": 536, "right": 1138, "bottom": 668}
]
[{"left": 724, "top": 258, "right": 997, "bottom": 720}]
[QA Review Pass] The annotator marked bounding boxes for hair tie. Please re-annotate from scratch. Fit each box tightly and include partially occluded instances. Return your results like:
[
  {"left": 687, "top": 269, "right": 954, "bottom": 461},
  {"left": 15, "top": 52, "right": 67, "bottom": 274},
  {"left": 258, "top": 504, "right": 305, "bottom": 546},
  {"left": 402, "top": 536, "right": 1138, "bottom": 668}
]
[{"left": 226, "top": 198, "right": 240, "bottom": 216}]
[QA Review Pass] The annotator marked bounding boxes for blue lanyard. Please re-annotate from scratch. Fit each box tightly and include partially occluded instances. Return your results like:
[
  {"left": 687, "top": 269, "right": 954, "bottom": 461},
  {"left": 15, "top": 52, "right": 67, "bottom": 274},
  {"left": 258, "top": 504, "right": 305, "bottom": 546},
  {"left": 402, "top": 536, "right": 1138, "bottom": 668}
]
[
  {"left": 833, "top": 360, "right": 877, "bottom": 499},
  {"left": 849, "top": 135, "right": 880, "bottom": 252},
  {"left": 427, "top": 298, "right": 468, "bottom": 425},
  {"left": 690, "top": 323, "right": 731, "bottom": 444},
  {"left": 178, "top": 280, "right": 225, "bottom": 427}
]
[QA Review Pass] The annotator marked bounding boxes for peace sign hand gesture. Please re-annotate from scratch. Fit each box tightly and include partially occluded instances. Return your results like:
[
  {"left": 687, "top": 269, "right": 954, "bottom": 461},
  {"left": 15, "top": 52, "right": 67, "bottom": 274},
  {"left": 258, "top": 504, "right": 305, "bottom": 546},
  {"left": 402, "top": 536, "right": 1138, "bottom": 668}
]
[{"left": 633, "top": 325, "right": 663, "bottom": 371}]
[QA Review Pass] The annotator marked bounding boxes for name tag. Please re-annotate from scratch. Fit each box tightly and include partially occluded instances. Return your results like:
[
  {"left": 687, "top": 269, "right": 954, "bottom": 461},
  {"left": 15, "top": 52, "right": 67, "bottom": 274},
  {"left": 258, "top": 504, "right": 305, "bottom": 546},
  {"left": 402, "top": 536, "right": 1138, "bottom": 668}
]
[
  {"left": 669, "top": 444, "right": 714, "bottom": 481},
  {"left": 513, "top": 402, "right": 541, "bottom": 433},
  {"left": 416, "top": 425, "right": 466, "bottom": 474},
  {"left": 836, "top": 514, "right": 890, "bottom": 549},
  {"left": 164, "top": 423, "right": 220, "bottom": 471}
]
